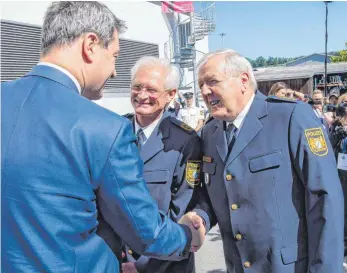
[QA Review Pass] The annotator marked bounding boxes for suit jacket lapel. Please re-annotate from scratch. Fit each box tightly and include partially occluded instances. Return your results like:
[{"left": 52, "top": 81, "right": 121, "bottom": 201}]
[
  {"left": 226, "top": 92, "right": 267, "bottom": 166},
  {"left": 213, "top": 120, "right": 228, "bottom": 163}
]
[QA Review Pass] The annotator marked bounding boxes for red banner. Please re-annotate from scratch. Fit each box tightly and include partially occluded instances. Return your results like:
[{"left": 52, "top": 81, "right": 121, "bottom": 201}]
[{"left": 162, "top": 1, "right": 194, "bottom": 13}]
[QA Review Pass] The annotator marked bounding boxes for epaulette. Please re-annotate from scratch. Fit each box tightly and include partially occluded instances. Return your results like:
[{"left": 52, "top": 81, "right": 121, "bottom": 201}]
[
  {"left": 204, "top": 115, "right": 215, "bottom": 125},
  {"left": 169, "top": 117, "right": 194, "bottom": 134},
  {"left": 266, "top": 95, "right": 298, "bottom": 103}
]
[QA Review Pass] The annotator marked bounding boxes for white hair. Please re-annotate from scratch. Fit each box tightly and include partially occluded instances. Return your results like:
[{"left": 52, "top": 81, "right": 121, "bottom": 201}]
[
  {"left": 131, "top": 56, "right": 180, "bottom": 90},
  {"left": 197, "top": 49, "right": 258, "bottom": 90}
]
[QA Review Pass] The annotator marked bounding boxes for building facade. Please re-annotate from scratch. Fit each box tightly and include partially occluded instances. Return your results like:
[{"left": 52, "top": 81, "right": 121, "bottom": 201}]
[{"left": 0, "top": 1, "right": 210, "bottom": 114}]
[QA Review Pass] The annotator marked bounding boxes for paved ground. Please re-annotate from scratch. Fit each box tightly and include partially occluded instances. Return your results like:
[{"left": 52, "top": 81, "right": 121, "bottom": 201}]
[
  {"left": 195, "top": 225, "right": 347, "bottom": 273},
  {"left": 195, "top": 226, "right": 226, "bottom": 273}
]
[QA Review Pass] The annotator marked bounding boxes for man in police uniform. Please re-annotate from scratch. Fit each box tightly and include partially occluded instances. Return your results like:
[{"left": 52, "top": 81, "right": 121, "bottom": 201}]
[
  {"left": 181, "top": 49, "right": 344, "bottom": 273},
  {"left": 177, "top": 92, "right": 205, "bottom": 131},
  {"left": 114, "top": 56, "right": 202, "bottom": 273}
]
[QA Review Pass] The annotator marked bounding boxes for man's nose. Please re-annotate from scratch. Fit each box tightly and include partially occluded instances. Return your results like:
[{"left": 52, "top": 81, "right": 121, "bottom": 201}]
[
  {"left": 111, "top": 69, "right": 117, "bottom": 78},
  {"left": 200, "top": 84, "right": 211, "bottom": 96}
]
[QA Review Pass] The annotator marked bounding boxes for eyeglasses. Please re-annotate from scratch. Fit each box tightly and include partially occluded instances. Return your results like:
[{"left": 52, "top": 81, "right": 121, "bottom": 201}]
[{"left": 131, "top": 84, "right": 172, "bottom": 99}]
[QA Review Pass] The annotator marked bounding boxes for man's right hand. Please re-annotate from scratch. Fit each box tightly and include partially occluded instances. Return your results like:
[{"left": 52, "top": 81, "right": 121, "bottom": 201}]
[{"left": 179, "top": 211, "right": 206, "bottom": 252}]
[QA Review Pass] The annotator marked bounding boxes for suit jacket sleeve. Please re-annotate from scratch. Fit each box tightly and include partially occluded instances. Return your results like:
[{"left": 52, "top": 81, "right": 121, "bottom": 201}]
[
  {"left": 289, "top": 103, "right": 344, "bottom": 273},
  {"left": 96, "top": 119, "right": 191, "bottom": 261}
]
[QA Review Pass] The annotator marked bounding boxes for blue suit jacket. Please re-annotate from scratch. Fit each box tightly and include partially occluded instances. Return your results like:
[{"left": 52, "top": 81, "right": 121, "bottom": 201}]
[
  {"left": 1, "top": 65, "right": 191, "bottom": 273},
  {"left": 197, "top": 92, "right": 344, "bottom": 273}
]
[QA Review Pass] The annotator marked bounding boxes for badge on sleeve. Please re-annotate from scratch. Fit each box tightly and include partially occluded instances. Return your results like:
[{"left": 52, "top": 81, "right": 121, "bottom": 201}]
[
  {"left": 186, "top": 160, "right": 201, "bottom": 188},
  {"left": 304, "top": 127, "right": 328, "bottom": 156}
]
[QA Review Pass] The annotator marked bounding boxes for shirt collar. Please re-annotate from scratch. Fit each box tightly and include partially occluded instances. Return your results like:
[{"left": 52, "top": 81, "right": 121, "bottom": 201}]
[
  {"left": 227, "top": 93, "right": 255, "bottom": 130},
  {"left": 134, "top": 113, "right": 163, "bottom": 141},
  {"left": 37, "top": 62, "right": 81, "bottom": 94}
]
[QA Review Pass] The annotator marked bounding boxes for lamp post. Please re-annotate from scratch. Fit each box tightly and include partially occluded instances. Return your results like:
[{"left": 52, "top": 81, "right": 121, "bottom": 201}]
[
  {"left": 324, "top": 1, "right": 332, "bottom": 97},
  {"left": 219, "top": 32, "right": 227, "bottom": 47}
]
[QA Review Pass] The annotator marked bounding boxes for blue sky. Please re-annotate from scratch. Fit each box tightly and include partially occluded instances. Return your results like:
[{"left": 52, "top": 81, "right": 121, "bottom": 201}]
[{"left": 194, "top": 1, "right": 347, "bottom": 60}]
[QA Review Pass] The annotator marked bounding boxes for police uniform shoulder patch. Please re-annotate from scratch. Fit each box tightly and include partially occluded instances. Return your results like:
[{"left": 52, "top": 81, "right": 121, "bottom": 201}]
[
  {"left": 266, "top": 96, "right": 298, "bottom": 103},
  {"left": 169, "top": 118, "right": 194, "bottom": 133},
  {"left": 185, "top": 160, "right": 201, "bottom": 188},
  {"left": 304, "top": 127, "right": 328, "bottom": 156}
]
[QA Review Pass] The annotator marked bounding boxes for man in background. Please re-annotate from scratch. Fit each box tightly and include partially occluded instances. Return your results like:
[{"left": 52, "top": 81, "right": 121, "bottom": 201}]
[{"left": 177, "top": 91, "right": 204, "bottom": 131}]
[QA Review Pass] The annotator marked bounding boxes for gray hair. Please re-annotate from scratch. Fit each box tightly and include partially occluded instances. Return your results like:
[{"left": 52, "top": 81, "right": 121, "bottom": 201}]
[
  {"left": 131, "top": 56, "right": 180, "bottom": 90},
  {"left": 41, "top": 1, "right": 127, "bottom": 55},
  {"left": 197, "top": 49, "right": 258, "bottom": 90}
]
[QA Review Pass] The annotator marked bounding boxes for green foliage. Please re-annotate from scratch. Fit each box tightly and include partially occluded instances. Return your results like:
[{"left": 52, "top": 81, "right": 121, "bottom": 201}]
[
  {"left": 248, "top": 55, "right": 300, "bottom": 68},
  {"left": 331, "top": 43, "right": 347, "bottom": 63}
]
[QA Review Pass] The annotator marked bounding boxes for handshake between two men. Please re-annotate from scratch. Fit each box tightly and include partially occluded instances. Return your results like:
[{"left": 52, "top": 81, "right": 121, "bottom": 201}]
[
  {"left": 178, "top": 211, "right": 206, "bottom": 252},
  {"left": 121, "top": 211, "right": 207, "bottom": 273}
]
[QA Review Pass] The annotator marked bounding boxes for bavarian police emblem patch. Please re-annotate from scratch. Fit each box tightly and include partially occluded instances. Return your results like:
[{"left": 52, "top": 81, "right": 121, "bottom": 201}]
[
  {"left": 304, "top": 127, "right": 328, "bottom": 156},
  {"left": 186, "top": 161, "right": 201, "bottom": 187}
]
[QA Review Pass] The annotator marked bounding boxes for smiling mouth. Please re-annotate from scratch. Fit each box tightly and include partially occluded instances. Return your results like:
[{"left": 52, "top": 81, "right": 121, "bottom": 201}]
[
  {"left": 135, "top": 100, "right": 154, "bottom": 106},
  {"left": 210, "top": 100, "right": 220, "bottom": 106}
]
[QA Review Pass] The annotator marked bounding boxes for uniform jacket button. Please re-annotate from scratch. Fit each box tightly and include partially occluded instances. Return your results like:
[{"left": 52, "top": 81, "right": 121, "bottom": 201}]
[
  {"left": 231, "top": 204, "right": 239, "bottom": 210},
  {"left": 244, "top": 261, "right": 251, "bottom": 268},
  {"left": 235, "top": 233, "right": 243, "bottom": 241},
  {"left": 128, "top": 249, "right": 133, "bottom": 255},
  {"left": 226, "top": 174, "right": 233, "bottom": 181}
]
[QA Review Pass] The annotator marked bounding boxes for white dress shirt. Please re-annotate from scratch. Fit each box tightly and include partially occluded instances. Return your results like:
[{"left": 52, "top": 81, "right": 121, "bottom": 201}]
[
  {"left": 134, "top": 114, "right": 163, "bottom": 146},
  {"left": 227, "top": 93, "right": 255, "bottom": 137}
]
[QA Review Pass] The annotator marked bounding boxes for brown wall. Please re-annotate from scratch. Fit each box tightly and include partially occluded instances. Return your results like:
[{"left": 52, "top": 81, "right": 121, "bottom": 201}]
[{"left": 257, "top": 78, "right": 312, "bottom": 96}]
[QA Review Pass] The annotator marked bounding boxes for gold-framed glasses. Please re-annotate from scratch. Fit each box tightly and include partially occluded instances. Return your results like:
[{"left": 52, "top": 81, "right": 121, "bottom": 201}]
[{"left": 131, "top": 84, "right": 172, "bottom": 98}]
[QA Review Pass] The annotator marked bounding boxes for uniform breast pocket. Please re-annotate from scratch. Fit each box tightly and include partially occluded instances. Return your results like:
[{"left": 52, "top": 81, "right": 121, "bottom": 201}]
[
  {"left": 249, "top": 150, "right": 282, "bottom": 173},
  {"left": 143, "top": 170, "right": 170, "bottom": 205}
]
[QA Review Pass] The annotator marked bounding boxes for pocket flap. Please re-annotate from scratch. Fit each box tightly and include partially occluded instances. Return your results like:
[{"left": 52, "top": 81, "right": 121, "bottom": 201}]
[
  {"left": 249, "top": 151, "right": 282, "bottom": 173},
  {"left": 280, "top": 244, "right": 308, "bottom": 265},
  {"left": 202, "top": 162, "right": 216, "bottom": 175},
  {"left": 143, "top": 170, "right": 169, "bottom": 183}
]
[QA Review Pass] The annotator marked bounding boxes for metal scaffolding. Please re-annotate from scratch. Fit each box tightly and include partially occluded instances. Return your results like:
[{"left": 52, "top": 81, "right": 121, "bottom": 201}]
[{"left": 163, "top": 1, "right": 216, "bottom": 106}]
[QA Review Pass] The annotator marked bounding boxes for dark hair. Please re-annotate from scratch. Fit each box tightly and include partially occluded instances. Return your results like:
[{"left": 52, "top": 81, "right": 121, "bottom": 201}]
[
  {"left": 268, "top": 82, "right": 289, "bottom": 96},
  {"left": 42, "top": 1, "right": 127, "bottom": 55},
  {"left": 336, "top": 103, "right": 347, "bottom": 117}
]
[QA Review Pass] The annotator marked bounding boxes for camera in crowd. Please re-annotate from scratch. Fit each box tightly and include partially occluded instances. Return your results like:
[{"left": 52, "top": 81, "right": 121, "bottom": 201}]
[{"left": 323, "top": 104, "right": 337, "bottom": 113}]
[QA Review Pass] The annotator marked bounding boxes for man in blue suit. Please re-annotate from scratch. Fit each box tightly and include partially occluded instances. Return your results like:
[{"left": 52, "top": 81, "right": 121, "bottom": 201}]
[
  {"left": 181, "top": 49, "right": 344, "bottom": 273},
  {"left": 1, "top": 2, "right": 204, "bottom": 273},
  {"left": 114, "top": 56, "right": 203, "bottom": 273}
]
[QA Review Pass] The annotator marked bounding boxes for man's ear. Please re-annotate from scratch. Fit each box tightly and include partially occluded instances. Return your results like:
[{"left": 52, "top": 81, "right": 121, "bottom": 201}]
[
  {"left": 240, "top": 72, "right": 250, "bottom": 92},
  {"left": 82, "top": 32, "right": 100, "bottom": 64},
  {"left": 167, "top": 89, "right": 177, "bottom": 102}
]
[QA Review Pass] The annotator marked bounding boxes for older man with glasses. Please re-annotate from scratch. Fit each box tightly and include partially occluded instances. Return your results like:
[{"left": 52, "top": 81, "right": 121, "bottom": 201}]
[{"left": 102, "top": 56, "right": 205, "bottom": 273}]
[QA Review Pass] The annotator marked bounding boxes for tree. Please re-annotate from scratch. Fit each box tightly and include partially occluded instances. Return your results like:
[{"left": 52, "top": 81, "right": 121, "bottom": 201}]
[
  {"left": 267, "top": 56, "right": 275, "bottom": 66},
  {"left": 331, "top": 42, "right": 347, "bottom": 63},
  {"left": 255, "top": 56, "right": 267, "bottom": 67}
]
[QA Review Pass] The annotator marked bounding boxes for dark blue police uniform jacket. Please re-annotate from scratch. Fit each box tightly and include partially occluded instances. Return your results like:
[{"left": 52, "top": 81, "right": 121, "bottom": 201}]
[
  {"left": 196, "top": 91, "right": 344, "bottom": 273},
  {"left": 1, "top": 65, "right": 192, "bottom": 273},
  {"left": 120, "top": 113, "right": 202, "bottom": 273}
]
